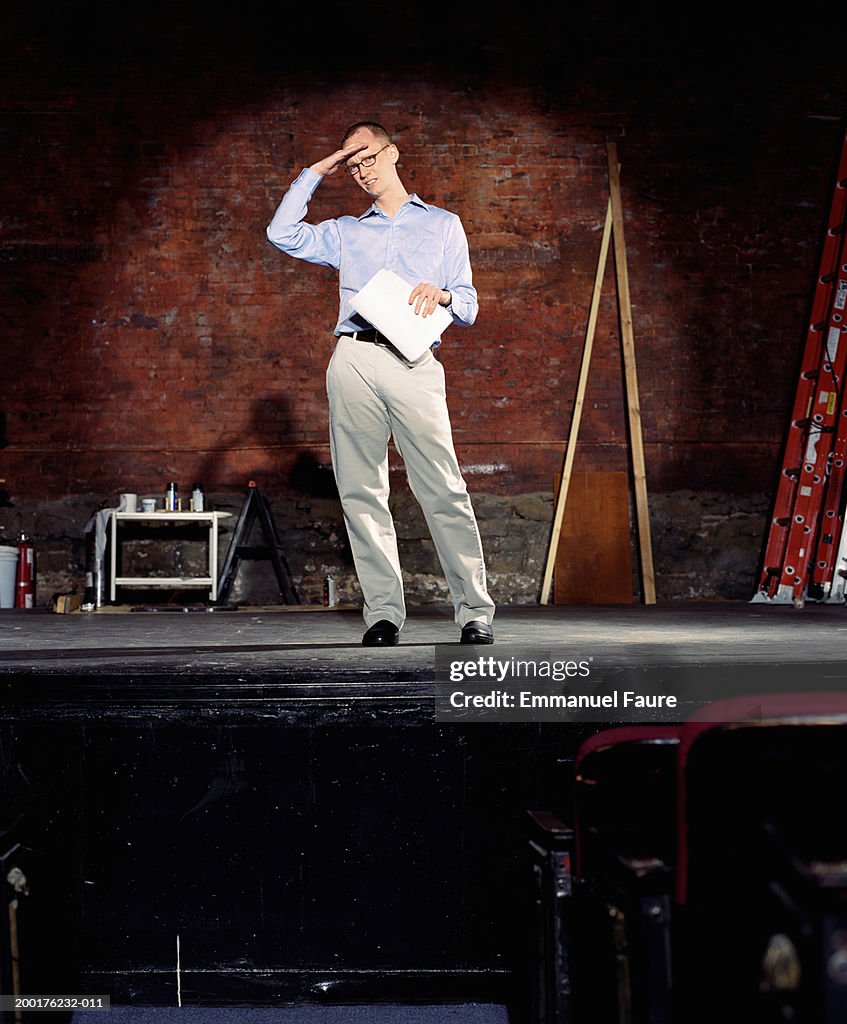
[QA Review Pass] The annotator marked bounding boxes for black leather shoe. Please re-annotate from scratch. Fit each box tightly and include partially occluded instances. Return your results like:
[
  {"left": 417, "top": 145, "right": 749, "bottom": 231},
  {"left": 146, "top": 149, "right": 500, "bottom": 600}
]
[
  {"left": 362, "top": 620, "right": 400, "bottom": 646},
  {"left": 460, "top": 620, "right": 494, "bottom": 644}
]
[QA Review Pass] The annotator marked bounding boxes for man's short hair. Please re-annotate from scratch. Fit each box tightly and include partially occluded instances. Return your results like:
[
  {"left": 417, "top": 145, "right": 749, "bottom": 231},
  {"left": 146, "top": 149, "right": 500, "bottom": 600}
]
[{"left": 341, "top": 122, "right": 392, "bottom": 147}]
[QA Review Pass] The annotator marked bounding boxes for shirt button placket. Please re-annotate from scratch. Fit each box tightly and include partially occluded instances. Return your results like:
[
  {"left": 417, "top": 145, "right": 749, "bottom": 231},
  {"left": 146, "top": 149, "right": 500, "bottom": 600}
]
[{"left": 385, "top": 219, "right": 398, "bottom": 274}]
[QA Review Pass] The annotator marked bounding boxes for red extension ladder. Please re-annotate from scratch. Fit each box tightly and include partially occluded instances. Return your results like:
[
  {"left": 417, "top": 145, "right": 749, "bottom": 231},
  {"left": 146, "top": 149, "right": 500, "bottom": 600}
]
[{"left": 755, "top": 128, "right": 847, "bottom": 605}]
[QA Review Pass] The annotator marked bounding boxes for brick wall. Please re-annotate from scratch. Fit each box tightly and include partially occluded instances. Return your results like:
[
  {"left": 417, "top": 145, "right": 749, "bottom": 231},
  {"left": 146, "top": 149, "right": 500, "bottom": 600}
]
[{"left": 1, "top": 4, "right": 846, "bottom": 601}]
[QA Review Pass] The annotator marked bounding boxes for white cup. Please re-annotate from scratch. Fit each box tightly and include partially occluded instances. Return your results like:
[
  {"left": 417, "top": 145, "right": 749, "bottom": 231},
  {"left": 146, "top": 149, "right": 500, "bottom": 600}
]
[
  {"left": 120, "top": 493, "right": 138, "bottom": 512},
  {"left": 141, "top": 498, "right": 157, "bottom": 513}
]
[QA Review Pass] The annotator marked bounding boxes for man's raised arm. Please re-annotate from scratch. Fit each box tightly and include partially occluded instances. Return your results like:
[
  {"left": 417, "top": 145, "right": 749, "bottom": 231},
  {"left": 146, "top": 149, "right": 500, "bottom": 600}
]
[{"left": 266, "top": 141, "right": 367, "bottom": 267}]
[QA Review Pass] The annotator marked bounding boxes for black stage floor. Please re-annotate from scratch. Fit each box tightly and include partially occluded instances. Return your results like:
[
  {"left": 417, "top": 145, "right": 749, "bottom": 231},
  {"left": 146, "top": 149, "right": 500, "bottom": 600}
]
[
  {"left": 1, "top": 601, "right": 846, "bottom": 1015},
  {"left": 3, "top": 598, "right": 847, "bottom": 665},
  {"left": 1, "top": 599, "right": 846, "bottom": 693}
]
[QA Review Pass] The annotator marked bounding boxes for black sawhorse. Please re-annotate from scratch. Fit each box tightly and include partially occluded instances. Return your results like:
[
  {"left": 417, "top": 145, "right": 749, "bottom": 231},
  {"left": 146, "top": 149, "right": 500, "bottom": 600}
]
[{"left": 216, "top": 482, "right": 298, "bottom": 605}]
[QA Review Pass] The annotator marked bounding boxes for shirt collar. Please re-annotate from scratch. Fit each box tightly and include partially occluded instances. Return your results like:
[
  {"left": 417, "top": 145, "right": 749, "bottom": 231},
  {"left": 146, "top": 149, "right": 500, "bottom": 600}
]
[{"left": 358, "top": 193, "right": 429, "bottom": 220}]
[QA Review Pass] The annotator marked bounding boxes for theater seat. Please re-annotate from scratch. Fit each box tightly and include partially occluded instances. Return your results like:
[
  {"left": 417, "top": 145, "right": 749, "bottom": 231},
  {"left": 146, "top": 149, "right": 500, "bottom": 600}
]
[
  {"left": 675, "top": 693, "right": 847, "bottom": 1024},
  {"left": 570, "top": 725, "right": 680, "bottom": 1024},
  {"left": 526, "top": 809, "right": 575, "bottom": 1024}
]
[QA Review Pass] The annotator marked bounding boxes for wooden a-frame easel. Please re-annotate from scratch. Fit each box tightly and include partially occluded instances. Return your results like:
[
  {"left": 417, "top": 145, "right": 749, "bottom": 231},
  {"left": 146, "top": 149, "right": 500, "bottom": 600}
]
[{"left": 540, "top": 142, "right": 656, "bottom": 605}]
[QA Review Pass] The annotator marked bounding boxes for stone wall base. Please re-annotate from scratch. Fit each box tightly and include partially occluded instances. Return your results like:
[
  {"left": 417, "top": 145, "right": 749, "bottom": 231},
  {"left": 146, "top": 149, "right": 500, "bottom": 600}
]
[{"left": 0, "top": 489, "right": 771, "bottom": 609}]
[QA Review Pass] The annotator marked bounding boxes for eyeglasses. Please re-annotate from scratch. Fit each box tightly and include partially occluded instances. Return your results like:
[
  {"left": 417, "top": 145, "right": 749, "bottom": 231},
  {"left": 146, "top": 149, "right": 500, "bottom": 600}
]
[{"left": 345, "top": 144, "right": 391, "bottom": 176}]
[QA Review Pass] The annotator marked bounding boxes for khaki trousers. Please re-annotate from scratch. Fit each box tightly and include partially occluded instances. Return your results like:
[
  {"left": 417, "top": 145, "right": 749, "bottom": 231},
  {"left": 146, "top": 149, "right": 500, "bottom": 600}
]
[{"left": 326, "top": 335, "right": 495, "bottom": 630}]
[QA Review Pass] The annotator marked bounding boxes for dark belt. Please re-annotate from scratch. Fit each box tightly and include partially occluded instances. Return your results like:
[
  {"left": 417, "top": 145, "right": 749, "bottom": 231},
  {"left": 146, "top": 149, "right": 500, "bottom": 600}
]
[
  {"left": 340, "top": 328, "right": 383, "bottom": 343},
  {"left": 338, "top": 328, "right": 437, "bottom": 360}
]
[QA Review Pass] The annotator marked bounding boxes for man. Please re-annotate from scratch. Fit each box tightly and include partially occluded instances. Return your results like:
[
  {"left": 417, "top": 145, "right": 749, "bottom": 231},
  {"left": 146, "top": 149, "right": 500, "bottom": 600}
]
[{"left": 267, "top": 121, "right": 495, "bottom": 646}]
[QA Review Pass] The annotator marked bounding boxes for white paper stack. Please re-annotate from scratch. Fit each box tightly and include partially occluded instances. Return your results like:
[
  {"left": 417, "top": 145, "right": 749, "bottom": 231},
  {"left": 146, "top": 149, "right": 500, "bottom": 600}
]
[{"left": 350, "top": 268, "right": 452, "bottom": 361}]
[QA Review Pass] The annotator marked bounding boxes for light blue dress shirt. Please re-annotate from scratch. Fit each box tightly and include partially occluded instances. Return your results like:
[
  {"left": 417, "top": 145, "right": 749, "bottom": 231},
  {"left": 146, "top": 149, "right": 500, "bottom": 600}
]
[{"left": 267, "top": 168, "right": 478, "bottom": 342}]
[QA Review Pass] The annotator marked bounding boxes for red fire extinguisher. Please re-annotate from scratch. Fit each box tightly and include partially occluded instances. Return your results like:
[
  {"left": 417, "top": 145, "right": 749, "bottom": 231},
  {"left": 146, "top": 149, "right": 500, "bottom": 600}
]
[{"left": 15, "top": 532, "right": 35, "bottom": 609}]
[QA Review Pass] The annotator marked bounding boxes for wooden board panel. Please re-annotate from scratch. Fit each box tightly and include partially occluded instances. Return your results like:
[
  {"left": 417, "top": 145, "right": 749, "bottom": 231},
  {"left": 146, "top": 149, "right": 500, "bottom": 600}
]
[{"left": 554, "top": 471, "right": 634, "bottom": 605}]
